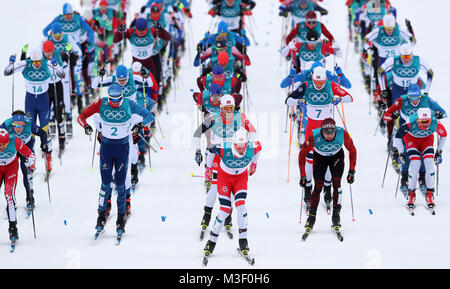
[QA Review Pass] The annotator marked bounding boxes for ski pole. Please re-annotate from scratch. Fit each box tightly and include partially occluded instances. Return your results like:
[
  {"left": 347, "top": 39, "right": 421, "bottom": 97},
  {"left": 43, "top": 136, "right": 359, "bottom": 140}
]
[
  {"left": 381, "top": 145, "right": 391, "bottom": 188},
  {"left": 155, "top": 115, "right": 166, "bottom": 139},
  {"left": 44, "top": 156, "right": 52, "bottom": 203},
  {"left": 299, "top": 187, "right": 304, "bottom": 224},
  {"left": 394, "top": 170, "right": 401, "bottom": 199},
  {"left": 138, "top": 133, "right": 157, "bottom": 153},
  {"left": 51, "top": 65, "right": 62, "bottom": 165},
  {"left": 335, "top": 105, "right": 349, "bottom": 133},
  {"left": 349, "top": 184, "right": 355, "bottom": 221},
  {"left": 11, "top": 54, "right": 16, "bottom": 113},
  {"left": 27, "top": 168, "right": 36, "bottom": 238},
  {"left": 284, "top": 105, "right": 289, "bottom": 133},
  {"left": 286, "top": 106, "right": 294, "bottom": 183}
]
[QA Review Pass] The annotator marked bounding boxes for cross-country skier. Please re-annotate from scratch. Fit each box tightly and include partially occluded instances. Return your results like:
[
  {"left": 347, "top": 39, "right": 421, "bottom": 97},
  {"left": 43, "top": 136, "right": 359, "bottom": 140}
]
[
  {"left": 77, "top": 83, "right": 154, "bottom": 240},
  {"left": 0, "top": 128, "right": 36, "bottom": 247},
  {"left": 279, "top": 0, "right": 328, "bottom": 27},
  {"left": 298, "top": 118, "right": 356, "bottom": 240},
  {"left": 203, "top": 129, "right": 261, "bottom": 265}
]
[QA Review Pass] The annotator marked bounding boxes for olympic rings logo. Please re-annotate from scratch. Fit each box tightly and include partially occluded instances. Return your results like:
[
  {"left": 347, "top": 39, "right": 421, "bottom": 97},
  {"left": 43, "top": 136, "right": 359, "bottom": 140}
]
[
  {"left": 224, "top": 70, "right": 232, "bottom": 78},
  {"left": 308, "top": 92, "right": 329, "bottom": 102},
  {"left": 54, "top": 43, "right": 65, "bottom": 51},
  {"left": 318, "top": 143, "right": 341, "bottom": 151},
  {"left": 380, "top": 36, "right": 399, "bottom": 45},
  {"left": 62, "top": 23, "right": 78, "bottom": 31},
  {"left": 300, "top": 51, "right": 319, "bottom": 61},
  {"left": 0, "top": 152, "right": 14, "bottom": 158},
  {"left": 404, "top": 108, "right": 418, "bottom": 115},
  {"left": 225, "top": 159, "right": 251, "bottom": 167},
  {"left": 104, "top": 110, "right": 126, "bottom": 120},
  {"left": 222, "top": 10, "right": 238, "bottom": 17},
  {"left": 214, "top": 126, "right": 238, "bottom": 135},
  {"left": 123, "top": 86, "right": 134, "bottom": 95},
  {"left": 27, "top": 71, "right": 48, "bottom": 80},
  {"left": 368, "top": 14, "right": 383, "bottom": 21},
  {"left": 396, "top": 67, "right": 418, "bottom": 77},
  {"left": 134, "top": 37, "right": 152, "bottom": 45},
  {"left": 412, "top": 129, "right": 432, "bottom": 137}
]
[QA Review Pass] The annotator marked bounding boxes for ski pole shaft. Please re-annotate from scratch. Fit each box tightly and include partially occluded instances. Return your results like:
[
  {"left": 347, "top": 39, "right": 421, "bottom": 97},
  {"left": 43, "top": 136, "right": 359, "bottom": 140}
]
[
  {"left": 11, "top": 56, "right": 15, "bottom": 113},
  {"left": 381, "top": 147, "right": 391, "bottom": 188},
  {"left": 44, "top": 159, "right": 51, "bottom": 203},
  {"left": 349, "top": 184, "right": 355, "bottom": 221},
  {"left": 91, "top": 130, "right": 98, "bottom": 170},
  {"left": 286, "top": 106, "right": 294, "bottom": 183},
  {"left": 155, "top": 115, "right": 165, "bottom": 139},
  {"left": 138, "top": 133, "right": 157, "bottom": 153},
  {"left": 299, "top": 187, "right": 304, "bottom": 223},
  {"left": 27, "top": 169, "right": 36, "bottom": 238},
  {"left": 394, "top": 170, "right": 401, "bottom": 199}
]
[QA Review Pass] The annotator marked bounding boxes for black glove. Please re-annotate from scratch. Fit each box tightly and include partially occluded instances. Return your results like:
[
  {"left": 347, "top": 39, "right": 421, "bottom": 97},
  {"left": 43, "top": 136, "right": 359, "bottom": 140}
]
[
  {"left": 378, "top": 100, "right": 387, "bottom": 110},
  {"left": 99, "top": 67, "right": 106, "bottom": 77},
  {"left": 197, "top": 43, "right": 203, "bottom": 54},
  {"left": 195, "top": 149, "right": 203, "bottom": 166},
  {"left": 399, "top": 153, "right": 407, "bottom": 165},
  {"left": 84, "top": 124, "right": 93, "bottom": 136},
  {"left": 140, "top": 67, "right": 148, "bottom": 78},
  {"left": 132, "top": 122, "right": 145, "bottom": 134},
  {"left": 435, "top": 110, "right": 444, "bottom": 119},
  {"left": 132, "top": 131, "right": 140, "bottom": 144},
  {"left": 435, "top": 149, "right": 443, "bottom": 165},
  {"left": 299, "top": 176, "right": 307, "bottom": 188},
  {"left": 347, "top": 170, "right": 355, "bottom": 184},
  {"left": 381, "top": 90, "right": 388, "bottom": 99},
  {"left": 97, "top": 132, "right": 102, "bottom": 144},
  {"left": 320, "top": 9, "right": 328, "bottom": 16},
  {"left": 154, "top": 21, "right": 162, "bottom": 29},
  {"left": 40, "top": 143, "right": 48, "bottom": 153},
  {"left": 392, "top": 111, "right": 400, "bottom": 120},
  {"left": 118, "top": 24, "right": 126, "bottom": 32}
]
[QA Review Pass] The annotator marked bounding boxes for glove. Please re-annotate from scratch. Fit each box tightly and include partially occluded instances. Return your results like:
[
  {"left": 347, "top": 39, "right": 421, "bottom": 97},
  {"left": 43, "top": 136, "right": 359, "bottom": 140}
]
[
  {"left": 50, "top": 57, "right": 58, "bottom": 66},
  {"left": 435, "top": 110, "right": 444, "bottom": 119},
  {"left": 279, "top": 10, "right": 288, "bottom": 17},
  {"left": 98, "top": 67, "right": 106, "bottom": 77},
  {"left": 195, "top": 149, "right": 203, "bottom": 166},
  {"left": 320, "top": 9, "right": 328, "bottom": 16},
  {"left": 65, "top": 43, "right": 73, "bottom": 53},
  {"left": 132, "top": 131, "right": 140, "bottom": 144},
  {"left": 154, "top": 21, "right": 162, "bottom": 29},
  {"left": 140, "top": 67, "right": 148, "bottom": 78},
  {"left": 392, "top": 111, "right": 400, "bottom": 120},
  {"left": 143, "top": 126, "right": 150, "bottom": 138},
  {"left": 84, "top": 124, "right": 93, "bottom": 136},
  {"left": 334, "top": 65, "right": 343, "bottom": 76},
  {"left": 299, "top": 176, "right": 307, "bottom": 188},
  {"left": 288, "top": 40, "right": 296, "bottom": 50},
  {"left": 435, "top": 149, "right": 442, "bottom": 165},
  {"left": 347, "top": 170, "right": 355, "bottom": 184},
  {"left": 25, "top": 153, "right": 36, "bottom": 168},
  {"left": 332, "top": 96, "right": 341, "bottom": 105},
  {"left": 205, "top": 166, "right": 212, "bottom": 181},
  {"left": 97, "top": 132, "right": 102, "bottom": 144},
  {"left": 40, "top": 143, "right": 48, "bottom": 153},
  {"left": 197, "top": 43, "right": 203, "bottom": 54},
  {"left": 382, "top": 112, "right": 392, "bottom": 122},
  {"left": 299, "top": 99, "right": 308, "bottom": 109},
  {"left": 249, "top": 163, "right": 257, "bottom": 176},
  {"left": 378, "top": 100, "right": 387, "bottom": 110},
  {"left": 22, "top": 44, "right": 28, "bottom": 53},
  {"left": 9, "top": 55, "right": 16, "bottom": 64},
  {"left": 118, "top": 24, "right": 126, "bottom": 32},
  {"left": 399, "top": 153, "right": 407, "bottom": 165},
  {"left": 132, "top": 122, "right": 145, "bottom": 134}
]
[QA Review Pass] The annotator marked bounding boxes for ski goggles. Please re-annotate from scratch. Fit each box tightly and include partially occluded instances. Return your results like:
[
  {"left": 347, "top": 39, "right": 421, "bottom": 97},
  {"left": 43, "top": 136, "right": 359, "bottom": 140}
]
[
  {"left": 210, "top": 94, "right": 221, "bottom": 100},
  {"left": 0, "top": 143, "right": 8, "bottom": 149},
  {"left": 408, "top": 94, "right": 421, "bottom": 102},
  {"left": 321, "top": 123, "right": 336, "bottom": 135},
  {"left": 306, "top": 19, "right": 317, "bottom": 26},
  {"left": 12, "top": 121, "right": 26, "bottom": 128},
  {"left": 384, "top": 26, "right": 395, "bottom": 33},
  {"left": 400, "top": 54, "right": 413, "bottom": 62},
  {"left": 108, "top": 96, "right": 123, "bottom": 108},
  {"left": 233, "top": 142, "right": 248, "bottom": 151},
  {"left": 221, "top": 105, "right": 235, "bottom": 113},
  {"left": 32, "top": 60, "right": 42, "bottom": 66},
  {"left": 418, "top": 118, "right": 431, "bottom": 129},
  {"left": 116, "top": 77, "right": 128, "bottom": 85},
  {"left": 136, "top": 27, "right": 148, "bottom": 37},
  {"left": 44, "top": 52, "right": 54, "bottom": 58},
  {"left": 52, "top": 33, "right": 62, "bottom": 39}
]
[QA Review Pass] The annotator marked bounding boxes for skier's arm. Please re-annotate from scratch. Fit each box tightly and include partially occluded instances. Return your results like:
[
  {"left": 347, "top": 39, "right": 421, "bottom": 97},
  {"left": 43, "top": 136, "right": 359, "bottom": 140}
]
[
  {"left": 322, "top": 42, "right": 341, "bottom": 58},
  {"left": 151, "top": 26, "right": 171, "bottom": 41},
  {"left": 393, "top": 123, "right": 410, "bottom": 153},
  {"left": 77, "top": 99, "right": 102, "bottom": 127},
  {"left": 42, "top": 17, "right": 59, "bottom": 37},
  {"left": 206, "top": 145, "right": 220, "bottom": 167},
  {"left": 313, "top": 3, "right": 328, "bottom": 15},
  {"left": 377, "top": 57, "right": 394, "bottom": 91},
  {"left": 285, "top": 83, "right": 307, "bottom": 106},
  {"left": 329, "top": 69, "right": 352, "bottom": 89},
  {"left": 343, "top": 130, "right": 357, "bottom": 171},
  {"left": 129, "top": 100, "right": 155, "bottom": 125},
  {"left": 80, "top": 16, "right": 95, "bottom": 46},
  {"left": 436, "top": 122, "right": 447, "bottom": 151},
  {"left": 4, "top": 60, "right": 26, "bottom": 76},
  {"left": 240, "top": 113, "right": 258, "bottom": 141},
  {"left": 251, "top": 141, "right": 262, "bottom": 165},
  {"left": 320, "top": 23, "right": 335, "bottom": 42},
  {"left": 383, "top": 97, "right": 403, "bottom": 121},
  {"left": 91, "top": 76, "right": 113, "bottom": 89},
  {"left": 193, "top": 116, "right": 214, "bottom": 150},
  {"left": 15, "top": 138, "right": 34, "bottom": 161},
  {"left": 418, "top": 57, "right": 433, "bottom": 93},
  {"left": 280, "top": 70, "right": 306, "bottom": 88},
  {"left": 299, "top": 135, "right": 315, "bottom": 177},
  {"left": 429, "top": 98, "right": 447, "bottom": 119},
  {"left": 200, "top": 48, "right": 213, "bottom": 61},
  {"left": 331, "top": 82, "right": 353, "bottom": 103},
  {"left": 285, "top": 25, "right": 299, "bottom": 45}
]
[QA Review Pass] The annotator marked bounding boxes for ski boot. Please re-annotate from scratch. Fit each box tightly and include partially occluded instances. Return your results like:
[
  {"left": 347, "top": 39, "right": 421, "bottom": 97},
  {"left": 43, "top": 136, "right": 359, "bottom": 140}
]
[
  {"left": 400, "top": 172, "right": 409, "bottom": 198},
  {"left": 125, "top": 199, "right": 131, "bottom": 217},
  {"left": 304, "top": 185, "right": 312, "bottom": 214},
  {"left": 66, "top": 120, "right": 73, "bottom": 138},
  {"left": 323, "top": 185, "right": 332, "bottom": 213},
  {"left": 131, "top": 164, "right": 139, "bottom": 186},
  {"left": 238, "top": 238, "right": 250, "bottom": 255},
  {"left": 392, "top": 150, "right": 401, "bottom": 173},
  {"left": 302, "top": 208, "right": 316, "bottom": 240},
  {"left": 418, "top": 172, "right": 427, "bottom": 196},
  {"left": 116, "top": 214, "right": 126, "bottom": 234},
  {"left": 380, "top": 119, "right": 386, "bottom": 136},
  {"left": 425, "top": 190, "right": 435, "bottom": 208},
  {"left": 49, "top": 120, "right": 56, "bottom": 139},
  {"left": 8, "top": 222, "right": 19, "bottom": 241},
  {"left": 95, "top": 210, "right": 107, "bottom": 231},
  {"left": 59, "top": 133, "right": 66, "bottom": 155},
  {"left": 26, "top": 190, "right": 35, "bottom": 215},
  {"left": 203, "top": 239, "right": 216, "bottom": 257},
  {"left": 332, "top": 206, "right": 341, "bottom": 228},
  {"left": 224, "top": 214, "right": 233, "bottom": 239},
  {"left": 200, "top": 207, "right": 212, "bottom": 240},
  {"left": 407, "top": 189, "right": 416, "bottom": 209}
]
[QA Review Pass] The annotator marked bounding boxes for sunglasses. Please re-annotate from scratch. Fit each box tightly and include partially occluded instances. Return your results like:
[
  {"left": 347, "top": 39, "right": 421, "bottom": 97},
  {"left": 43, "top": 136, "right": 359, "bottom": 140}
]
[
  {"left": 401, "top": 54, "right": 412, "bottom": 61},
  {"left": 32, "top": 60, "right": 42, "bottom": 65},
  {"left": 222, "top": 105, "right": 235, "bottom": 112},
  {"left": 12, "top": 122, "right": 25, "bottom": 128},
  {"left": 53, "top": 33, "right": 62, "bottom": 38}
]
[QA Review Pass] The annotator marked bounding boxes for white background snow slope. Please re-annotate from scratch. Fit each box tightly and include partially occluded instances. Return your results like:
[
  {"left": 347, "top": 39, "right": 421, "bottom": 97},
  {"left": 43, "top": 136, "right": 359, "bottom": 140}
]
[{"left": 0, "top": 0, "right": 449, "bottom": 268}]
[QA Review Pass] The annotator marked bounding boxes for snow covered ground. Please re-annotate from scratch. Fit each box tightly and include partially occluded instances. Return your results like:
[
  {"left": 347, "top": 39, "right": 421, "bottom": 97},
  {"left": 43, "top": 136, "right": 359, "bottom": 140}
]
[{"left": 0, "top": 0, "right": 449, "bottom": 268}]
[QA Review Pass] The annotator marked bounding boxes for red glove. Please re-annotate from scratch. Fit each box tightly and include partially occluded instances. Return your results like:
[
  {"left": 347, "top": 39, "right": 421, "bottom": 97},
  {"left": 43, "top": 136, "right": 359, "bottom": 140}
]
[{"left": 383, "top": 112, "right": 392, "bottom": 122}]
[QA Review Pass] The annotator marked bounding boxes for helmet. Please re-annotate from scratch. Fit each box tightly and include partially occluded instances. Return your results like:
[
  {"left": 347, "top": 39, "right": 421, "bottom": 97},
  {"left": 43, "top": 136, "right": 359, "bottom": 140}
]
[
  {"left": 408, "top": 83, "right": 421, "bottom": 98},
  {"left": 51, "top": 23, "right": 63, "bottom": 35},
  {"left": 115, "top": 65, "right": 129, "bottom": 80},
  {"left": 136, "top": 18, "right": 148, "bottom": 31},
  {"left": 131, "top": 62, "right": 142, "bottom": 74},
  {"left": 231, "top": 129, "right": 249, "bottom": 158},
  {"left": 305, "top": 10, "right": 317, "bottom": 20},
  {"left": 30, "top": 48, "right": 43, "bottom": 61},
  {"left": 150, "top": 3, "right": 161, "bottom": 21},
  {"left": 62, "top": 3, "right": 73, "bottom": 15},
  {"left": 0, "top": 129, "right": 10, "bottom": 146},
  {"left": 218, "top": 21, "right": 228, "bottom": 34},
  {"left": 310, "top": 61, "right": 324, "bottom": 71},
  {"left": 220, "top": 94, "right": 235, "bottom": 107},
  {"left": 383, "top": 14, "right": 396, "bottom": 29},
  {"left": 312, "top": 66, "right": 327, "bottom": 89},
  {"left": 217, "top": 51, "right": 229, "bottom": 66},
  {"left": 212, "top": 64, "right": 224, "bottom": 75},
  {"left": 99, "top": 0, "right": 108, "bottom": 7},
  {"left": 299, "top": 0, "right": 309, "bottom": 5},
  {"left": 43, "top": 41, "right": 55, "bottom": 54},
  {"left": 417, "top": 107, "right": 432, "bottom": 130},
  {"left": 306, "top": 30, "right": 319, "bottom": 42},
  {"left": 321, "top": 118, "right": 336, "bottom": 135},
  {"left": 108, "top": 83, "right": 124, "bottom": 108},
  {"left": 209, "top": 83, "right": 222, "bottom": 96},
  {"left": 12, "top": 110, "right": 26, "bottom": 126}
]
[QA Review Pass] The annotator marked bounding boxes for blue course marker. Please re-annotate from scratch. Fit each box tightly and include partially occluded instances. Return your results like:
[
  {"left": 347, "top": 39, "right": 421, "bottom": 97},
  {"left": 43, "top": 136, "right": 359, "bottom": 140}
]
[
  {"left": 369, "top": 209, "right": 373, "bottom": 215},
  {"left": 64, "top": 220, "right": 67, "bottom": 225},
  {"left": 161, "top": 216, "right": 166, "bottom": 222},
  {"left": 266, "top": 212, "right": 270, "bottom": 219}
]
